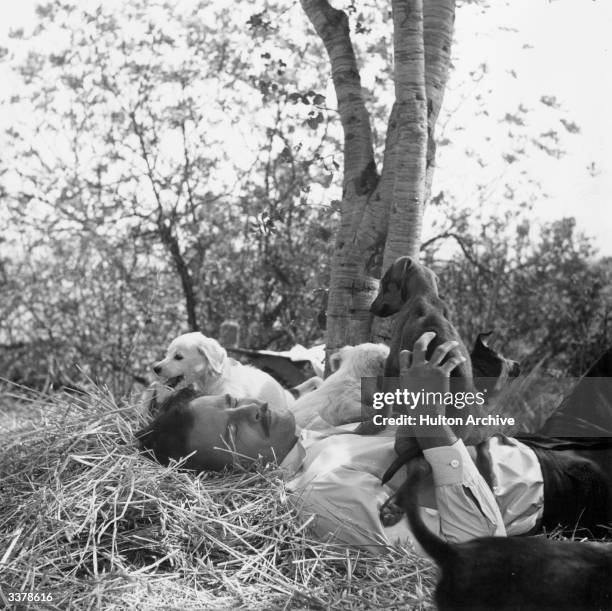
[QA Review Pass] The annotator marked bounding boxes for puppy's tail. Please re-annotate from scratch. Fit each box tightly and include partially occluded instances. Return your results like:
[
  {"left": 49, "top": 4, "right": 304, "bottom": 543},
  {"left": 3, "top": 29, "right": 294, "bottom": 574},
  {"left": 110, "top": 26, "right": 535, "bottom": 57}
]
[{"left": 397, "top": 458, "right": 456, "bottom": 566}]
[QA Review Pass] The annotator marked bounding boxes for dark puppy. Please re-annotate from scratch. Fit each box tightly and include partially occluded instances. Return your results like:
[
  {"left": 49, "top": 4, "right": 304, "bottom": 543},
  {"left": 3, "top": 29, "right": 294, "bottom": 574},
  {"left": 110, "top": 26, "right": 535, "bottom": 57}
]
[
  {"left": 399, "top": 458, "right": 612, "bottom": 611},
  {"left": 471, "top": 331, "right": 520, "bottom": 393},
  {"left": 359, "top": 256, "right": 473, "bottom": 442}
]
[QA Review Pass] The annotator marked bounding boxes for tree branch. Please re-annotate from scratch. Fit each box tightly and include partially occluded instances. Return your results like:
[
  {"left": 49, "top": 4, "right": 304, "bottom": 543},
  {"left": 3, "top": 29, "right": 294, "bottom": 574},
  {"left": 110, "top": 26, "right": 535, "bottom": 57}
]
[
  {"left": 421, "top": 231, "right": 494, "bottom": 275},
  {"left": 299, "top": 0, "right": 376, "bottom": 191},
  {"left": 300, "top": 0, "right": 380, "bottom": 351},
  {"left": 130, "top": 110, "right": 199, "bottom": 330},
  {"left": 423, "top": 0, "right": 456, "bottom": 202}
]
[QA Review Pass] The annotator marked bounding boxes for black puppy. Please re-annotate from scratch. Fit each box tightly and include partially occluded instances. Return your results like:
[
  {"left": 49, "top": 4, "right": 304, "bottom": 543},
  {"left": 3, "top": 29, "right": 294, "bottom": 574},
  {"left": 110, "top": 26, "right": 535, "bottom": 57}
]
[
  {"left": 397, "top": 458, "right": 612, "bottom": 611},
  {"left": 471, "top": 331, "right": 520, "bottom": 393}
]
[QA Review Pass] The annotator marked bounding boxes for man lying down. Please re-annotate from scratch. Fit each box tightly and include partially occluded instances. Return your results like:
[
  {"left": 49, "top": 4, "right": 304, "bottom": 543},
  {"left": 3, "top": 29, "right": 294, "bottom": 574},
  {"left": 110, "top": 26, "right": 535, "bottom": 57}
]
[{"left": 135, "top": 333, "right": 612, "bottom": 552}]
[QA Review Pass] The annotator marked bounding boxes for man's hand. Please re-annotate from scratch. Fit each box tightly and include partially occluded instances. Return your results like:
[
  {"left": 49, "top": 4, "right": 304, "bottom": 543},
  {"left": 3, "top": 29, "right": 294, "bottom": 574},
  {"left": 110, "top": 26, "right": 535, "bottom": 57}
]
[
  {"left": 397, "top": 331, "right": 467, "bottom": 451},
  {"left": 399, "top": 331, "right": 467, "bottom": 410}
]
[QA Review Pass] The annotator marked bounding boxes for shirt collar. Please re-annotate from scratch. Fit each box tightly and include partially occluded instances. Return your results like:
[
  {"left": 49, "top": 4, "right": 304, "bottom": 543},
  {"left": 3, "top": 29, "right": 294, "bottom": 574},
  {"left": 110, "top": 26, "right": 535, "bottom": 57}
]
[
  {"left": 280, "top": 420, "right": 361, "bottom": 477},
  {"left": 279, "top": 436, "right": 306, "bottom": 478}
]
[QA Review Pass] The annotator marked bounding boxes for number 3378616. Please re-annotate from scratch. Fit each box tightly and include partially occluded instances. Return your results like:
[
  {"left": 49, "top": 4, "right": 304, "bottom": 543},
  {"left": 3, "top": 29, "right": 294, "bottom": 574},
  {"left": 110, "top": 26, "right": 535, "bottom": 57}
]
[{"left": 7, "top": 592, "right": 53, "bottom": 602}]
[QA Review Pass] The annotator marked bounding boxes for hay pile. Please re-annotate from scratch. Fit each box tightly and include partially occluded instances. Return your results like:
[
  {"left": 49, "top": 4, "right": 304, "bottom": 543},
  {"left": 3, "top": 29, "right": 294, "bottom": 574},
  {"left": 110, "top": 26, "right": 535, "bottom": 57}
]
[{"left": 0, "top": 386, "right": 435, "bottom": 610}]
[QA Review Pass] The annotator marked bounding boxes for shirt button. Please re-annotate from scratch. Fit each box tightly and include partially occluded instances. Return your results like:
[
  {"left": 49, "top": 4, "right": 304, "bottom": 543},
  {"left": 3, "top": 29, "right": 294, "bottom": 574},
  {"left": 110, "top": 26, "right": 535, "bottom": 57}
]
[{"left": 450, "top": 459, "right": 460, "bottom": 468}]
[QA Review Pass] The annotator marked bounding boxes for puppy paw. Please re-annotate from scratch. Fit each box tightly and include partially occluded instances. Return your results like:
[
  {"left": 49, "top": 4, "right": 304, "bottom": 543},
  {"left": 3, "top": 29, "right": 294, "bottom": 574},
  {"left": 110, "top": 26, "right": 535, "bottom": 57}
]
[{"left": 379, "top": 496, "right": 405, "bottom": 527}]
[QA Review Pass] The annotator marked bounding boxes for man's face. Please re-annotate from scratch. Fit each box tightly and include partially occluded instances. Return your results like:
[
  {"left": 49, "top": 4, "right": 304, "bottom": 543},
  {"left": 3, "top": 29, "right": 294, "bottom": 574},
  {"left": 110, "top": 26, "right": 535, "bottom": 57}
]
[{"left": 137, "top": 393, "right": 298, "bottom": 471}]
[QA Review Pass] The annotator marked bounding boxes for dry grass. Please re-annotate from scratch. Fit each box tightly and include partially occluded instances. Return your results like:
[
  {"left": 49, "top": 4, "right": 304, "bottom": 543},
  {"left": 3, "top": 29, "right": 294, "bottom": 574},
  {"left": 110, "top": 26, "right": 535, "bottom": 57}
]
[
  {"left": 0, "top": 385, "right": 437, "bottom": 610},
  {"left": 476, "top": 362, "right": 570, "bottom": 437}
]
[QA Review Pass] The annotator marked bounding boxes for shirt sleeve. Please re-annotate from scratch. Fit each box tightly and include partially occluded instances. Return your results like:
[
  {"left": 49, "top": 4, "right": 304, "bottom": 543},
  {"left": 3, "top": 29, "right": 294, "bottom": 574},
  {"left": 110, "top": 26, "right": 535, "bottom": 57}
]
[
  {"left": 423, "top": 440, "right": 506, "bottom": 543},
  {"left": 289, "top": 465, "right": 408, "bottom": 549},
  {"left": 288, "top": 439, "right": 505, "bottom": 552}
]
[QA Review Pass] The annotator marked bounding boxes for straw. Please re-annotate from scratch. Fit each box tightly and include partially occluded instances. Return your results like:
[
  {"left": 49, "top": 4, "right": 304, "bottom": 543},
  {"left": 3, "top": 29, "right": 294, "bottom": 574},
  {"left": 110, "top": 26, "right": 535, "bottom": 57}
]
[{"left": 0, "top": 385, "right": 437, "bottom": 610}]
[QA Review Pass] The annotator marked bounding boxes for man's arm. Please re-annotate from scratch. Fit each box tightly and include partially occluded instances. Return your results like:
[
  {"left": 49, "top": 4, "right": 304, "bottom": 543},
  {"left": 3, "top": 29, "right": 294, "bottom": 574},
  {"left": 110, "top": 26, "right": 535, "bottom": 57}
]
[
  {"left": 286, "top": 333, "right": 506, "bottom": 551},
  {"left": 397, "top": 333, "right": 506, "bottom": 543},
  {"left": 287, "top": 437, "right": 505, "bottom": 551},
  {"left": 421, "top": 440, "right": 506, "bottom": 544}
]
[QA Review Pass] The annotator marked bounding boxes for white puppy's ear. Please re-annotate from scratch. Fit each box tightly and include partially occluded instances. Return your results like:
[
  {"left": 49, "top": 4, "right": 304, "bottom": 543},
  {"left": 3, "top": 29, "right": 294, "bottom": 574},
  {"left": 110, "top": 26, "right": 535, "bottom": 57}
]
[
  {"left": 329, "top": 350, "right": 344, "bottom": 373},
  {"left": 197, "top": 338, "right": 227, "bottom": 376}
]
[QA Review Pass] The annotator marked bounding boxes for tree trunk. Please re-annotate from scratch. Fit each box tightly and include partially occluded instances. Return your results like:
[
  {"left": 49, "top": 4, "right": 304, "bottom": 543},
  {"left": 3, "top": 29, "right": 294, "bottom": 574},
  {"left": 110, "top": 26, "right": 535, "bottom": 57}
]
[
  {"left": 382, "top": 0, "right": 428, "bottom": 267},
  {"left": 301, "top": 0, "right": 456, "bottom": 352},
  {"left": 300, "top": 0, "right": 380, "bottom": 356},
  {"left": 369, "top": 0, "right": 428, "bottom": 343},
  {"left": 157, "top": 220, "right": 199, "bottom": 332}
]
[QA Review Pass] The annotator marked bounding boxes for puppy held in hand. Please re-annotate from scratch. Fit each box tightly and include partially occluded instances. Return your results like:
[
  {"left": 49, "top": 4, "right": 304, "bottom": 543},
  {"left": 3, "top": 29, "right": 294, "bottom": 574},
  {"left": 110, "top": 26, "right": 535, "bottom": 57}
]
[
  {"left": 358, "top": 256, "right": 473, "bottom": 440},
  {"left": 398, "top": 458, "right": 612, "bottom": 611},
  {"left": 152, "top": 332, "right": 294, "bottom": 411},
  {"left": 291, "top": 343, "right": 389, "bottom": 429}
]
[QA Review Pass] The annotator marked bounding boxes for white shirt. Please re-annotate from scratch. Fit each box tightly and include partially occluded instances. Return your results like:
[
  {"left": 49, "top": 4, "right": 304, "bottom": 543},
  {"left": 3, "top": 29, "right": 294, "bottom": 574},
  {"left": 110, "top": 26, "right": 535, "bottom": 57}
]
[{"left": 281, "top": 419, "right": 544, "bottom": 554}]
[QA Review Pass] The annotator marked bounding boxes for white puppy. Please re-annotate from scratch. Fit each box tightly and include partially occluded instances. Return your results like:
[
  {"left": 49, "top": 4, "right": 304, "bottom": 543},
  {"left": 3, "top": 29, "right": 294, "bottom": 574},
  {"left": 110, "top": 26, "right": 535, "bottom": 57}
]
[
  {"left": 291, "top": 342, "right": 389, "bottom": 429},
  {"left": 152, "top": 332, "right": 294, "bottom": 410}
]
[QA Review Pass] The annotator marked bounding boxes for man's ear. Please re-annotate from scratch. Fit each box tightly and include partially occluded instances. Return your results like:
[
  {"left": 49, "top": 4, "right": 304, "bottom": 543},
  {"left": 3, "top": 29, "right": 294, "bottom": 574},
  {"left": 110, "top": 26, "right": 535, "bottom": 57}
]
[{"left": 197, "top": 338, "right": 227, "bottom": 376}]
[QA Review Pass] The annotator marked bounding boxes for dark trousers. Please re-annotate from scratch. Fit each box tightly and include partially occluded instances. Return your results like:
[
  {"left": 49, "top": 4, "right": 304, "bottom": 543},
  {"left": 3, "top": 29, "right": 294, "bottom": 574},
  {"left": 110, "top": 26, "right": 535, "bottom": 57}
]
[{"left": 517, "top": 348, "right": 612, "bottom": 537}]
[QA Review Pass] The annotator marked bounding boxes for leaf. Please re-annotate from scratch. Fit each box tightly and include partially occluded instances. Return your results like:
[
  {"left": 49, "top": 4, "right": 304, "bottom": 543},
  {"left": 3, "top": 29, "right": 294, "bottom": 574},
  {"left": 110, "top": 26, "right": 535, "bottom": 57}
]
[
  {"left": 540, "top": 95, "right": 560, "bottom": 109},
  {"left": 560, "top": 118, "right": 580, "bottom": 134},
  {"left": 279, "top": 146, "right": 292, "bottom": 163},
  {"left": 501, "top": 112, "right": 524, "bottom": 126},
  {"left": 287, "top": 92, "right": 301, "bottom": 104},
  {"left": 246, "top": 12, "right": 270, "bottom": 31}
]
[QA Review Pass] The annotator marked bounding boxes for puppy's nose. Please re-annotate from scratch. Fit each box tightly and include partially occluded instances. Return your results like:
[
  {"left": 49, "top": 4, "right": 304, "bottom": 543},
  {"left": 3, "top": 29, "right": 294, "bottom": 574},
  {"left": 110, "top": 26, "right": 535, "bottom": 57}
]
[{"left": 153, "top": 364, "right": 161, "bottom": 375}]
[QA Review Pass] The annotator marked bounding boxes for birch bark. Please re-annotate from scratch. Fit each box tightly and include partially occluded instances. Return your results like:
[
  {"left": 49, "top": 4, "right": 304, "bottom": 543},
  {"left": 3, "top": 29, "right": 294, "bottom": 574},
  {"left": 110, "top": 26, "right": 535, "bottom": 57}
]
[
  {"left": 300, "top": 0, "right": 380, "bottom": 355},
  {"left": 423, "top": 0, "right": 455, "bottom": 202},
  {"left": 300, "top": 0, "right": 456, "bottom": 352}
]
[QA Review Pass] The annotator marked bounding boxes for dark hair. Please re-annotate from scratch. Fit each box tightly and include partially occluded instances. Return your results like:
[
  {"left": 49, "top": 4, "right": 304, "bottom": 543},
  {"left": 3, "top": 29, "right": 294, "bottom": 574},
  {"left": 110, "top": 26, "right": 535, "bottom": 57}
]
[{"left": 136, "top": 387, "right": 198, "bottom": 467}]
